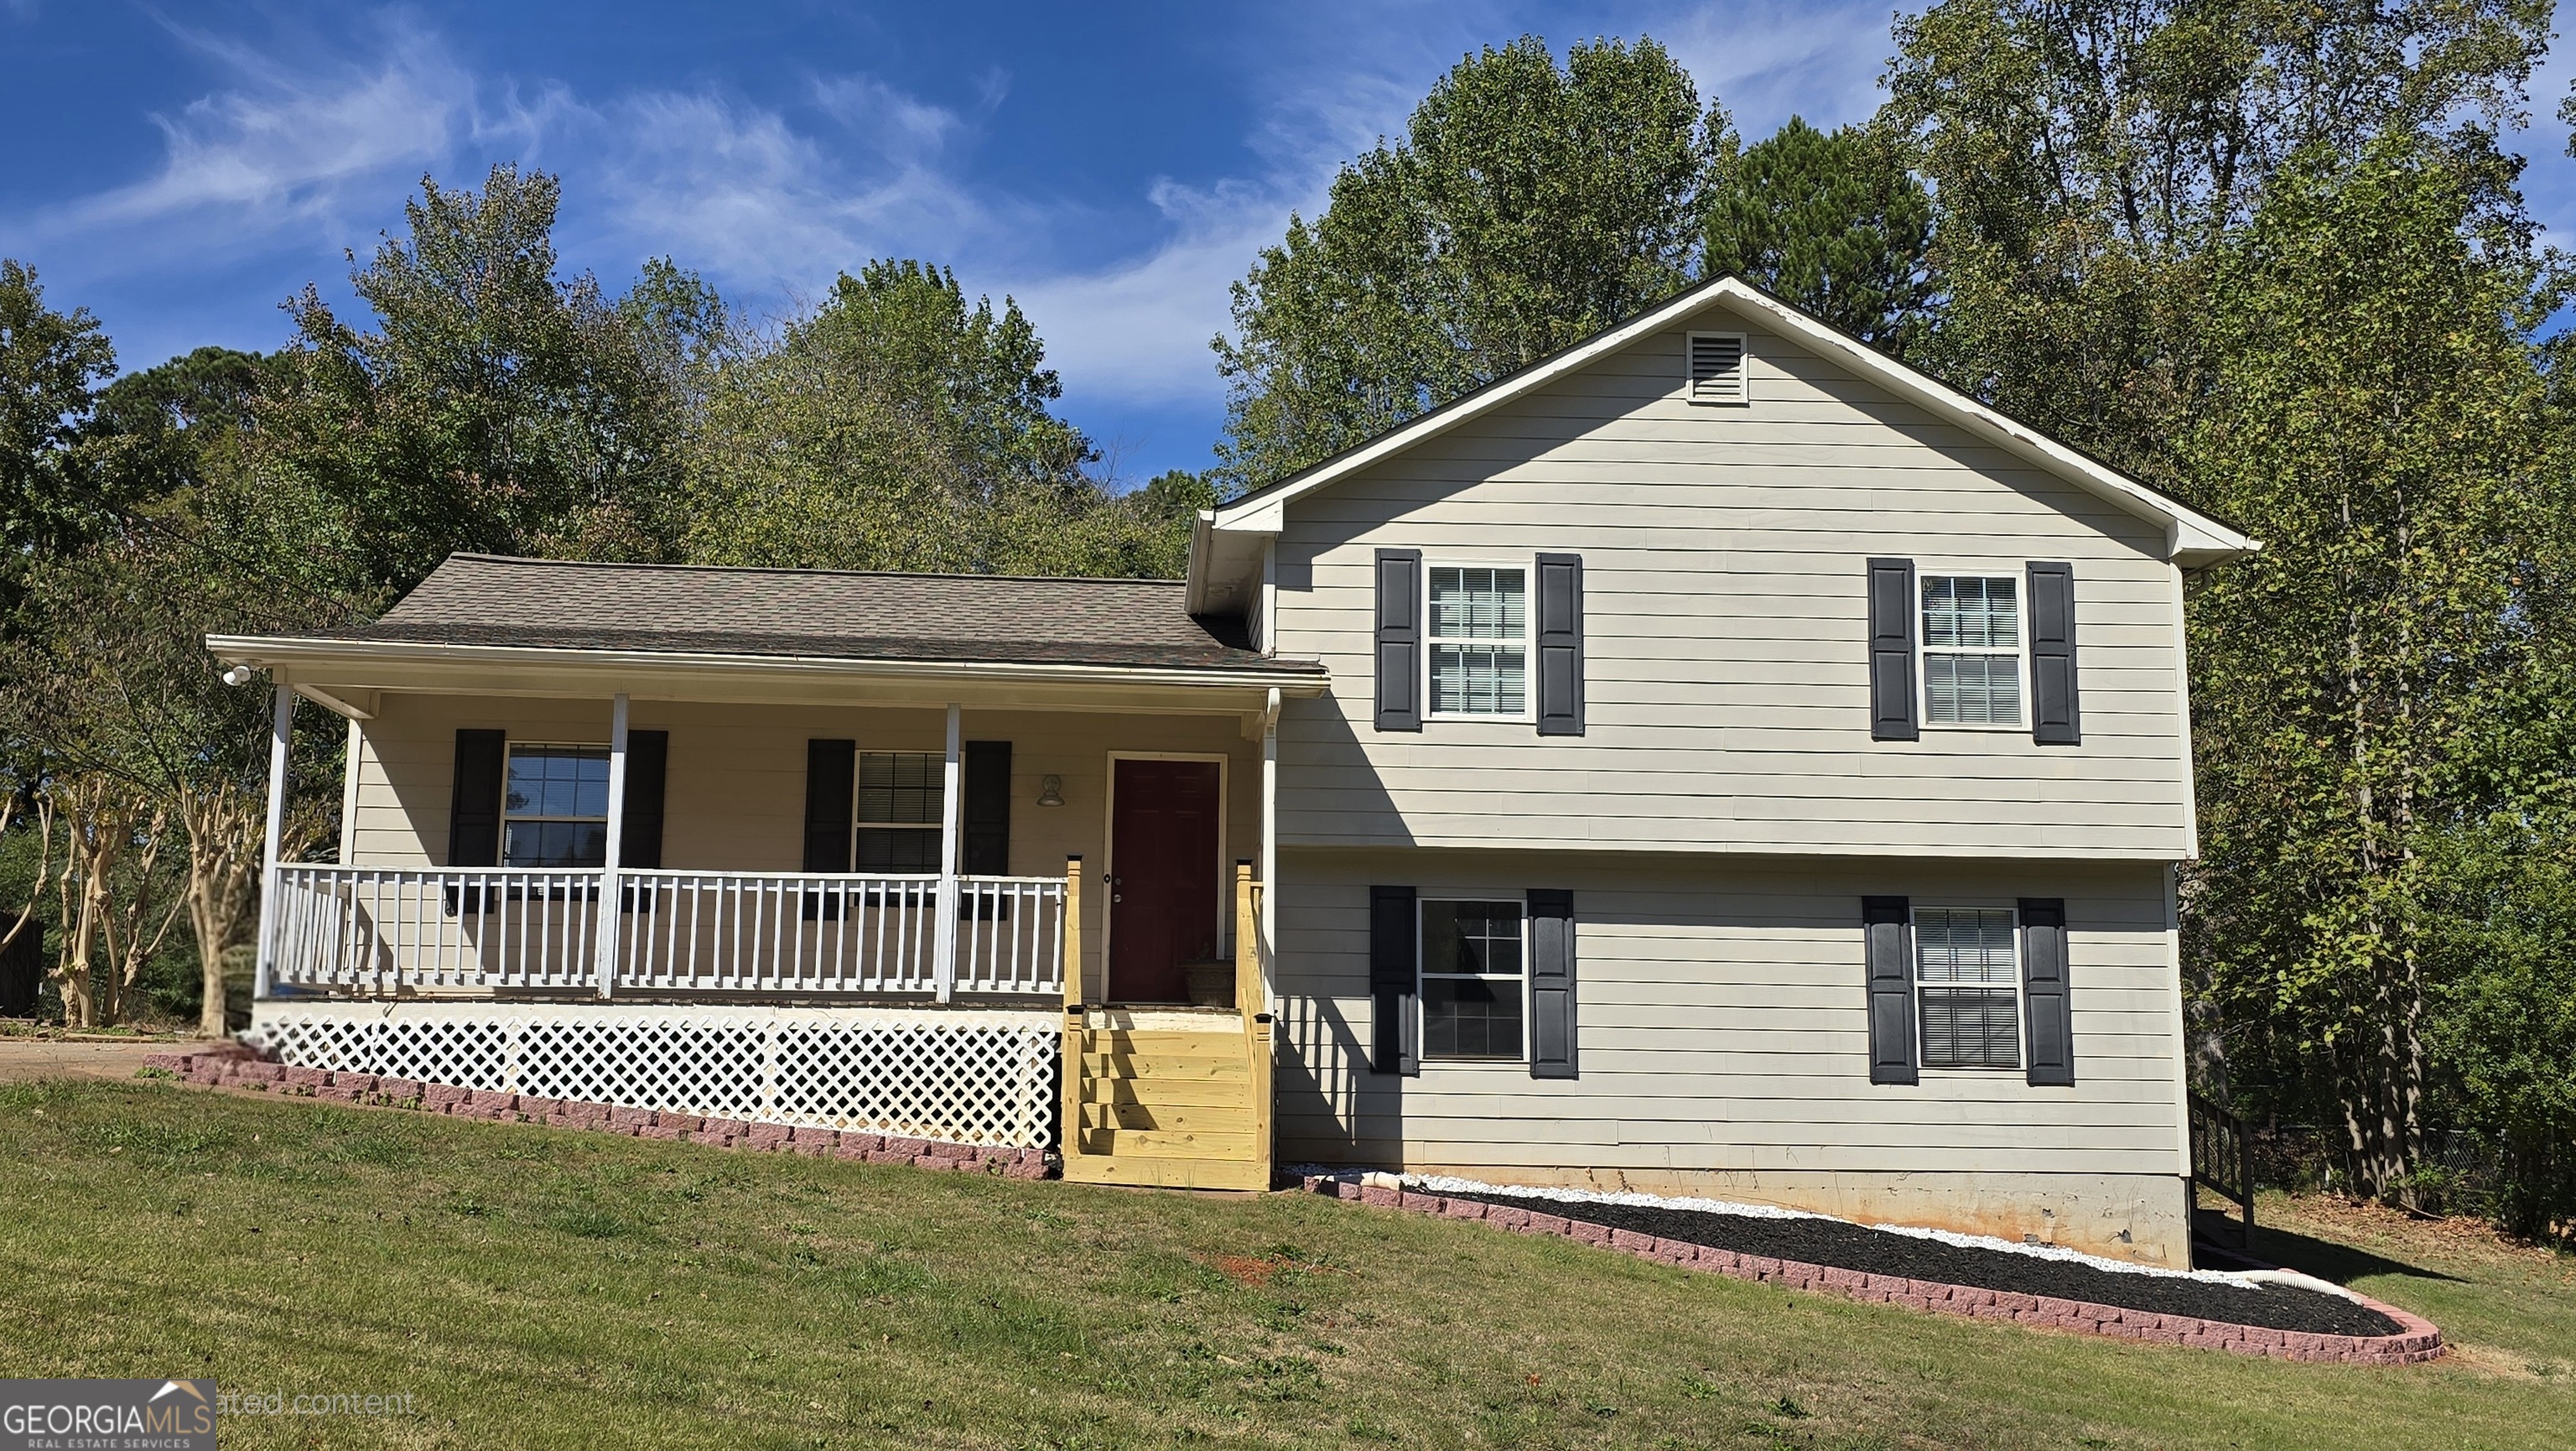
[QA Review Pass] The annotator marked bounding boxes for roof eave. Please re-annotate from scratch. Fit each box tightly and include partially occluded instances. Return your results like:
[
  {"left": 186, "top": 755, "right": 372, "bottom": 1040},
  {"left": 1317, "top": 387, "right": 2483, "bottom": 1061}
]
[{"left": 205, "top": 634, "right": 1331, "bottom": 699}]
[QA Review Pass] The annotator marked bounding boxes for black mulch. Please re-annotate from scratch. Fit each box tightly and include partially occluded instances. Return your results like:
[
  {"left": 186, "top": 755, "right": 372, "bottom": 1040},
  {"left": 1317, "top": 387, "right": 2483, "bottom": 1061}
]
[{"left": 1444, "top": 1190, "right": 2402, "bottom": 1338}]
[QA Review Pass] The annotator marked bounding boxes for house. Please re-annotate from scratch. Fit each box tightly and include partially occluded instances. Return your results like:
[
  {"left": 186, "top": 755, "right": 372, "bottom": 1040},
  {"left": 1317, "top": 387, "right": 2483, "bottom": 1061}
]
[{"left": 211, "top": 276, "right": 2256, "bottom": 1266}]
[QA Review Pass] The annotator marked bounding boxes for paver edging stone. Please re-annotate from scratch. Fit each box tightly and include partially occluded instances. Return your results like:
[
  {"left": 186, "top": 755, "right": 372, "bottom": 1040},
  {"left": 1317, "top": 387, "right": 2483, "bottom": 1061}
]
[
  {"left": 134, "top": 1048, "right": 1055, "bottom": 1181},
  {"left": 1304, "top": 1176, "right": 2442, "bottom": 1365}
]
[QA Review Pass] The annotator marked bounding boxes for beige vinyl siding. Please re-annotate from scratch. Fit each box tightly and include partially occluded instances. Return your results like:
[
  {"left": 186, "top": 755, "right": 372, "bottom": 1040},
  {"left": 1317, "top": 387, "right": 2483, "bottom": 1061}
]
[
  {"left": 1271, "top": 848, "right": 2183, "bottom": 1179},
  {"left": 343, "top": 692, "right": 1259, "bottom": 998},
  {"left": 1268, "top": 320, "right": 2194, "bottom": 860}
]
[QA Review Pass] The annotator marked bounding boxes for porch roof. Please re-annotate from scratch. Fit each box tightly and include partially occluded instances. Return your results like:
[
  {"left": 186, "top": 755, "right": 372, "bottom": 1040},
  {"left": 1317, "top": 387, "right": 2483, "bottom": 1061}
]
[{"left": 210, "top": 554, "right": 1326, "bottom": 715}]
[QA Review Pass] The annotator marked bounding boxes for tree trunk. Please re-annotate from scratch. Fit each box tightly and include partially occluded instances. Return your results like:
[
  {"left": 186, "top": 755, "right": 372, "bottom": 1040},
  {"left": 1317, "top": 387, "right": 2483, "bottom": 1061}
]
[{"left": 179, "top": 782, "right": 262, "bottom": 1038}]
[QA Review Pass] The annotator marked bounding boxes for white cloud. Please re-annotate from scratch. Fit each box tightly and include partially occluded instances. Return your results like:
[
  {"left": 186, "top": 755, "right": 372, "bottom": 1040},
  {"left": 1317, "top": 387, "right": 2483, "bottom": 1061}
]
[
  {"left": 1651, "top": 0, "right": 1895, "bottom": 136},
  {"left": 15, "top": 17, "right": 471, "bottom": 257}
]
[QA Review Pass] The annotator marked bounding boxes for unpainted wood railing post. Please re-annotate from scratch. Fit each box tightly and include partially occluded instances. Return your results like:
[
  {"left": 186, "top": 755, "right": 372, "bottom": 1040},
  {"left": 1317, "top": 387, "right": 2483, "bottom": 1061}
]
[{"left": 1234, "top": 860, "right": 1273, "bottom": 1185}]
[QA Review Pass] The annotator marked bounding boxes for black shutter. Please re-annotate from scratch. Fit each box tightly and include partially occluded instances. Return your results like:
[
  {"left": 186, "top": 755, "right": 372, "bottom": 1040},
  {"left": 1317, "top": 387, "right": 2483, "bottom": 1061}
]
[
  {"left": 621, "top": 731, "right": 669, "bottom": 870},
  {"left": 802, "top": 740, "right": 856, "bottom": 873},
  {"left": 963, "top": 741, "right": 1011, "bottom": 874},
  {"left": 1535, "top": 554, "right": 1584, "bottom": 736},
  {"left": 1526, "top": 888, "right": 1577, "bottom": 1079},
  {"left": 2027, "top": 562, "right": 2081, "bottom": 746},
  {"left": 1374, "top": 549, "right": 1423, "bottom": 732},
  {"left": 1368, "top": 885, "right": 1419, "bottom": 1075},
  {"left": 1863, "top": 895, "right": 1918, "bottom": 1085},
  {"left": 448, "top": 730, "right": 505, "bottom": 867},
  {"left": 2020, "top": 898, "right": 2075, "bottom": 1085},
  {"left": 1867, "top": 559, "right": 1919, "bottom": 741}
]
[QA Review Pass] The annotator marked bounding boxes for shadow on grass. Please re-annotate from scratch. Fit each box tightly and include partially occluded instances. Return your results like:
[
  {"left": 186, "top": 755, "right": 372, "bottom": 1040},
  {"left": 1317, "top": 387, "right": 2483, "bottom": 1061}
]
[{"left": 2234, "top": 1217, "right": 2466, "bottom": 1287}]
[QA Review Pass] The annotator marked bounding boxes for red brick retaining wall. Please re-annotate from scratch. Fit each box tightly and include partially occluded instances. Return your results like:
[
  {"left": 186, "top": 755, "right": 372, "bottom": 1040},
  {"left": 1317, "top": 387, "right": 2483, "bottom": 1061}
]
[
  {"left": 143, "top": 1050, "right": 1050, "bottom": 1179},
  {"left": 1306, "top": 1177, "right": 2442, "bottom": 1365}
]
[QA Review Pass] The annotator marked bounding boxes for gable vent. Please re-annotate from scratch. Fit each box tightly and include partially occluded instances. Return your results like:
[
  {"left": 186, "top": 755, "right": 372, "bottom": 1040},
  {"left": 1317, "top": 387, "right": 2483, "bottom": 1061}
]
[{"left": 1688, "top": 332, "right": 1748, "bottom": 405}]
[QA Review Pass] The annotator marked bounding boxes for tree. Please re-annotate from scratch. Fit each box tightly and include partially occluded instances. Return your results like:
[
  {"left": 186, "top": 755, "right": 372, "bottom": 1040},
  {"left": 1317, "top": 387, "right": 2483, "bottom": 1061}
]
[
  {"left": 1703, "top": 117, "right": 1936, "bottom": 351},
  {"left": 1214, "top": 35, "right": 1729, "bottom": 491},
  {"left": 678, "top": 260, "right": 1169, "bottom": 578},
  {"left": 1881, "top": 0, "right": 2552, "bottom": 481},
  {"left": 0, "top": 260, "right": 119, "bottom": 619},
  {"left": 2178, "top": 138, "right": 2563, "bottom": 1204},
  {"left": 253, "top": 166, "right": 692, "bottom": 596}
]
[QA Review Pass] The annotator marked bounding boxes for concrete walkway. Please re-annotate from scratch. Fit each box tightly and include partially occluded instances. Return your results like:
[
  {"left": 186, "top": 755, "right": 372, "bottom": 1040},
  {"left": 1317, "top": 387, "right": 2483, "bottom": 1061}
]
[{"left": 0, "top": 1038, "right": 184, "bottom": 1083}]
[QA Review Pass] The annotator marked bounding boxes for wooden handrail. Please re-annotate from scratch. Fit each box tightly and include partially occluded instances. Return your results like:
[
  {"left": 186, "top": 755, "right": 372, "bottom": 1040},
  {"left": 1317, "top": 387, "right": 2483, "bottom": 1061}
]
[
  {"left": 1062, "top": 855, "right": 1085, "bottom": 1011},
  {"left": 2188, "top": 1091, "right": 2256, "bottom": 1250}
]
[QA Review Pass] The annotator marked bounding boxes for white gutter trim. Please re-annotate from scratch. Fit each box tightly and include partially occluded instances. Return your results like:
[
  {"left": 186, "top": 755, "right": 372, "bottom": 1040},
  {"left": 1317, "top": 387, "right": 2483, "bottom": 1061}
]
[
  {"left": 1204, "top": 276, "right": 2258, "bottom": 564},
  {"left": 205, "top": 634, "right": 1332, "bottom": 696}
]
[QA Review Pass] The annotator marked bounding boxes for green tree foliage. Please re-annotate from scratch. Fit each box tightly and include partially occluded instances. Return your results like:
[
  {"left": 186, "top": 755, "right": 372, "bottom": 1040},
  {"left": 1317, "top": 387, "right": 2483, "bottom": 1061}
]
[
  {"left": 2177, "top": 138, "right": 2567, "bottom": 1205},
  {"left": 678, "top": 260, "right": 1174, "bottom": 577},
  {"left": 1214, "top": 35, "right": 1729, "bottom": 491},
  {"left": 1702, "top": 117, "right": 1936, "bottom": 351},
  {"left": 253, "top": 165, "right": 693, "bottom": 595},
  {"left": 0, "top": 260, "right": 119, "bottom": 613},
  {"left": 1883, "top": 0, "right": 2552, "bottom": 479}
]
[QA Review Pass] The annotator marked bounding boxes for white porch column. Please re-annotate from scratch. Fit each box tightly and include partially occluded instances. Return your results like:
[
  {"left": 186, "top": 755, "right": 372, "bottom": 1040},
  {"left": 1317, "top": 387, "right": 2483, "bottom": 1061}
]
[
  {"left": 595, "top": 693, "right": 630, "bottom": 999},
  {"left": 251, "top": 682, "right": 294, "bottom": 1001},
  {"left": 933, "top": 702, "right": 963, "bottom": 1001},
  {"left": 1260, "top": 687, "right": 1280, "bottom": 1000}
]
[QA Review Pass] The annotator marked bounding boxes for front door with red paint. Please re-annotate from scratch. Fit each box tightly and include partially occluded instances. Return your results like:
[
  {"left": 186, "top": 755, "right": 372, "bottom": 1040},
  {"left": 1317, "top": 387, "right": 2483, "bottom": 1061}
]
[{"left": 1109, "top": 758, "right": 1221, "bottom": 1003}]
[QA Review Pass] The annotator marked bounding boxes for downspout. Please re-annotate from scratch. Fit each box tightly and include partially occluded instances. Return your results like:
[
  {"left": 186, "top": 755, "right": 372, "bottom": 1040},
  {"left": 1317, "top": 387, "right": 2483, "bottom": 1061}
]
[{"left": 1261, "top": 686, "right": 1280, "bottom": 1001}]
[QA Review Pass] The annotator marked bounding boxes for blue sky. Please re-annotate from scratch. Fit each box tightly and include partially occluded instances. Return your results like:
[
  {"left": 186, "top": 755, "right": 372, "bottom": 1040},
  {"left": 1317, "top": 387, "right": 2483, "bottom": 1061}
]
[{"left": 5, "top": 3, "right": 2573, "bottom": 485}]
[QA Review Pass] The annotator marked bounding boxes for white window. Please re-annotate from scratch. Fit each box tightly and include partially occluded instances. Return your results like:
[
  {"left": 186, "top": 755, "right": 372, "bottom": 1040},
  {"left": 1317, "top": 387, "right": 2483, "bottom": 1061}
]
[
  {"left": 1687, "top": 331, "right": 1748, "bottom": 404},
  {"left": 501, "top": 744, "right": 610, "bottom": 868},
  {"left": 855, "top": 752, "right": 944, "bottom": 871},
  {"left": 1427, "top": 565, "right": 1528, "bottom": 718},
  {"left": 1420, "top": 898, "right": 1527, "bottom": 1060},
  {"left": 1921, "top": 575, "right": 2023, "bottom": 727},
  {"left": 1916, "top": 906, "right": 2021, "bottom": 1069}
]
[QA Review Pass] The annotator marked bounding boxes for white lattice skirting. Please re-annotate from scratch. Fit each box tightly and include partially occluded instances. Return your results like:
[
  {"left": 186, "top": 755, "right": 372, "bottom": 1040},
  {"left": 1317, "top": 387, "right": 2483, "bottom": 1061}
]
[{"left": 245, "top": 1001, "right": 1060, "bottom": 1149}]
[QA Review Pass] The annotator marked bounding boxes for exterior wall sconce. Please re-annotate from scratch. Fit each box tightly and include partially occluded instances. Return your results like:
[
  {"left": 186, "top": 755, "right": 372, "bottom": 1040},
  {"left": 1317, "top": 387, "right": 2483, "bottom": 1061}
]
[{"left": 1036, "top": 774, "right": 1065, "bottom": 807}]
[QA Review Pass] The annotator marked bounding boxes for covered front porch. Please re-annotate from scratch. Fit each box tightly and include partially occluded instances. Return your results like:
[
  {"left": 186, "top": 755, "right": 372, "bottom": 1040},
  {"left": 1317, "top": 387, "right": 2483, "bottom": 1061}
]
[{"left": 208, "top": 554, "right": 1325, "bottom": 1178}]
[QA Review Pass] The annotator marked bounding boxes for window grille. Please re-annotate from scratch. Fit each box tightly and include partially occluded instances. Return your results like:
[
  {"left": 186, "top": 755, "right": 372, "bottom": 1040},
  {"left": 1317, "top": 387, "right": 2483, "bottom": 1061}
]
[
  {"left": 1420, "top": 899, "right": 1526, "bottom": 1060},
  {"left": 502, "top": 745, "right": 610, "bottom": 868},
  {"left": 1429, "top": 566, "right": 1528, "bottom": 717},
  {"left": 1921, "top": 575, "right": 2023, "bottom": 726},
  {"left": 1915, "top": 906, "right": 2021, "bottom": 1069}
]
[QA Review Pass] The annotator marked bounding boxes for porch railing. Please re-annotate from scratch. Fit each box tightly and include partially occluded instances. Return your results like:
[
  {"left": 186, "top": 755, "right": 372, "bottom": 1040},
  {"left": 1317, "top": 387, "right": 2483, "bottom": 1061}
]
[{"left": 266, "top": 864, "right": 1064, "bottom": 1000}]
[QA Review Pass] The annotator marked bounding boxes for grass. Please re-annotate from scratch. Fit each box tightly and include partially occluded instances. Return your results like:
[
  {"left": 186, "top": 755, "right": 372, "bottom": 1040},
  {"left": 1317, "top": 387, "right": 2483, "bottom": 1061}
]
[{"left": 2, "top": 1079, "right": 2568, "bottom": 1450}]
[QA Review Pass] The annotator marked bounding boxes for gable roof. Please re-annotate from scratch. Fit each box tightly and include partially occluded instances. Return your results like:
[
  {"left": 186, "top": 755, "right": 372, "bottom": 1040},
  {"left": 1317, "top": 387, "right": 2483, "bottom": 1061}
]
[
  {"left": 332, "top": 554, "right": 1317, "bottom": 675},
  {"left": 1185, "top": 276, "right": 2256, "bottom": 612}
]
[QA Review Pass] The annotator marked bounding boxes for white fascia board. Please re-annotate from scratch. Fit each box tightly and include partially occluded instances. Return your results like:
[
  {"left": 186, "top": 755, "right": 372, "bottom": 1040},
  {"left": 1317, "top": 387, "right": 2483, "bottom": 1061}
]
[
  {"left": 1202, "top": 276, "right": 2259, "bottom": 565},
  {"left": 205, "top": 634, "right": 1331, "bottom": 699}
]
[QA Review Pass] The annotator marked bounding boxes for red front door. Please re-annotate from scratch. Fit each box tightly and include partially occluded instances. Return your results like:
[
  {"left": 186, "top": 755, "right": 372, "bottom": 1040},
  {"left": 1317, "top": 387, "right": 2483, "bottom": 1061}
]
[{"left": 1109, "top": 757, "right": 1221, "bottom": 1003}]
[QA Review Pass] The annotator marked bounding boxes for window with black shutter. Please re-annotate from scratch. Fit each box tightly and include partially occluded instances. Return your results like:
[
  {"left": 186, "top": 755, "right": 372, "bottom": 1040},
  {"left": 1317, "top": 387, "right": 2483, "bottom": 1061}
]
[{"left": 1368, "top": 885, "right": 1419, "bottom": 1074}]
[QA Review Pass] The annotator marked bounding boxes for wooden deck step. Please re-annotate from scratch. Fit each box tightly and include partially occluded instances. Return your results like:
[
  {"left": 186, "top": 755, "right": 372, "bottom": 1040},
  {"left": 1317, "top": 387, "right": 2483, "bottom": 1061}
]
[
  {"left": 1077, "top": 1126, "right": 1261, "bottom": 1159},
  {"left": 1060, "top": 1151, "right": 1270, "bottom": 1192},
  {"left": 1080, "top": 1100, "right": 1255, "bottom": 1133},
  {"left": 1080, "top": 1077, "right": 1254, "bottom": 1109}
]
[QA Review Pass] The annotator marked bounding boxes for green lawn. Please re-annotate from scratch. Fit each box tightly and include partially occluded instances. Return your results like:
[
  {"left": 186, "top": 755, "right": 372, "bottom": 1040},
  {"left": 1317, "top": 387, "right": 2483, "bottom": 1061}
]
[{"left": 3, "top": 1079, "right": 2567, "bottom": 1449}]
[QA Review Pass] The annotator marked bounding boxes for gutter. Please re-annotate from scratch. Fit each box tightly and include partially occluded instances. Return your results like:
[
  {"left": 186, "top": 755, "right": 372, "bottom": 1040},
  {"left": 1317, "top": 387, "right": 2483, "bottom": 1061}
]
[{"left": 205, "top": 633, "right": 1332, "bottom": 697}]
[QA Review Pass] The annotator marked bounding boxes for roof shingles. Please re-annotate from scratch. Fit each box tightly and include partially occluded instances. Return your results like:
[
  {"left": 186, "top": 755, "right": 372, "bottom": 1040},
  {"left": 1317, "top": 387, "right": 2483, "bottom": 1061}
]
[{"left": 352, "top": 555, "right": 1311, "bottom": 675}]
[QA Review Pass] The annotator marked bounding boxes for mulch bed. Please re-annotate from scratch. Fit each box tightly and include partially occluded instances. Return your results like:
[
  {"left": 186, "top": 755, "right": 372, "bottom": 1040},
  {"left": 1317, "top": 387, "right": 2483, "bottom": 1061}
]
[{"left": 1445, "top": 1189, "right": 2401, "bottom": 1338}]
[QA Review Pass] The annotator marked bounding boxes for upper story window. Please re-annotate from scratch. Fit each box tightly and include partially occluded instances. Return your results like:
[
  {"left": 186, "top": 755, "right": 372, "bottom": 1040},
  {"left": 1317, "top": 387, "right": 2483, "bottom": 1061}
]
[
  {"left": 1420, "top": 898, "right": 1526, "bottom": 1060},
  {"left": 1428, "top": 565, "right": 1528, "bottom": 718},
  {"left": 856, "top": 751, "right": 943, "bottom": 871},
  {"left": 1921, "top": 575, "right": 2023, "bottom": 727},
  {"left": 1915, "top": 906, "right": 2021, "bottom": 1069},
  {"left": 502, "top": 744, "right": 610, "bottom": 867}
]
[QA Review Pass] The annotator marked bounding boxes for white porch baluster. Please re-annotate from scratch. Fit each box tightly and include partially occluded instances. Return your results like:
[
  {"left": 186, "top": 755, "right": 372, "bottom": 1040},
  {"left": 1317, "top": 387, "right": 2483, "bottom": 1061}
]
[
  {"left": 933, "top": 702, "right": 962, "bottom": 1002},
  {"left": 252, "top": 681, "right": 293, "bottom": 1001},
  {"left": 595, "top": 693, "right": 630, "bottom": 999}
]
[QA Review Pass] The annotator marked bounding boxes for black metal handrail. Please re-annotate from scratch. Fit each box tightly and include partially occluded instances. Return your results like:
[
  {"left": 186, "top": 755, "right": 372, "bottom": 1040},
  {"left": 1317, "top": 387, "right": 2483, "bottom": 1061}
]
[{"left": 2189, "top": 1091, "right": 2256, "bottom": 1248}]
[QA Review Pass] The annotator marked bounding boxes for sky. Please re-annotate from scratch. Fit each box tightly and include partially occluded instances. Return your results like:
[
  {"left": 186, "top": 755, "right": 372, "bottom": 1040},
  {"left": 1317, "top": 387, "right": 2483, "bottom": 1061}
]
[{"left": 4, "top": 3, "right": 2575, "bottom": 486}]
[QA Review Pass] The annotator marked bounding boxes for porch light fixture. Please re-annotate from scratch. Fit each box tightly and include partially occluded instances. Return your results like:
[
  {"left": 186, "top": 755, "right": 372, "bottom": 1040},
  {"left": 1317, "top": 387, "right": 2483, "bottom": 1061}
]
[{"left": 1036, "top": 774, "right": 1065, "bottom": 808}]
